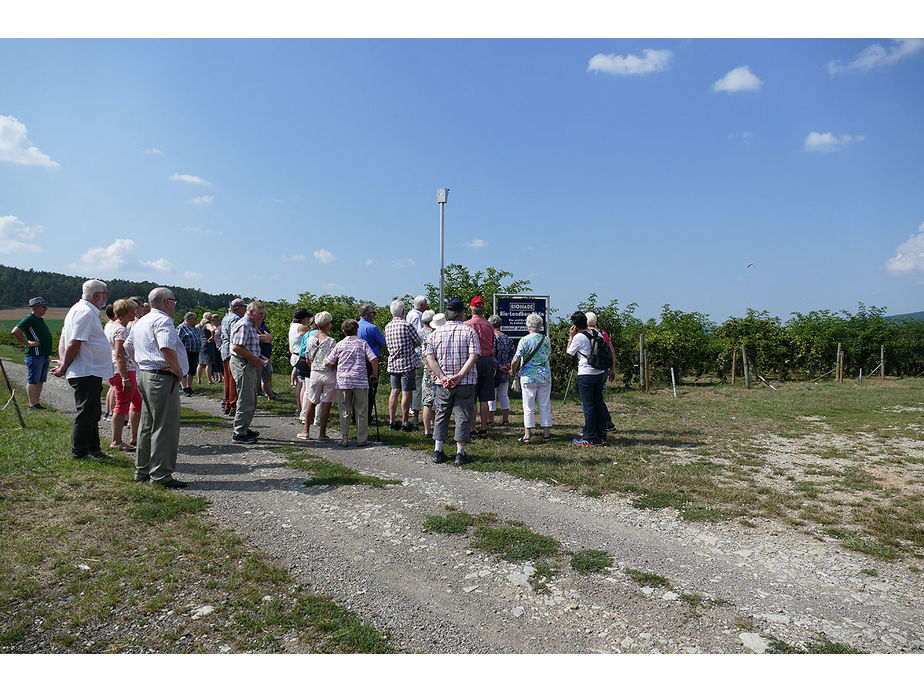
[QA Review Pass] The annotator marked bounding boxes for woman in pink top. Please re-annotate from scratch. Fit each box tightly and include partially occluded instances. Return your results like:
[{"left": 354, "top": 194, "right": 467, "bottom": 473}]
[
  {"left": 324, "top": 319, "right": 379, "bottom": 447},
  {"left": 106, "top": 299, "right": 143, "bottom": 451}
]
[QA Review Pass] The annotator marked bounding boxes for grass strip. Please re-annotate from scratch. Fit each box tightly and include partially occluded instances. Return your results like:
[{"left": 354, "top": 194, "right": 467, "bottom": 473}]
[{"left": 274, "top": 447, "right": 400, "bottom": 489}]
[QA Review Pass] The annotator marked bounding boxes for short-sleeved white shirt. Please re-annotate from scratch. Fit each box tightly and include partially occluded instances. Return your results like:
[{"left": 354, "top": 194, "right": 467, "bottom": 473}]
[
  {"left": 61, "top": 299, "right": 114, "bottom": 379},
  {"left": 567, "top": 330, "right": 605, "bottom": 376},
  {"left": 125, "top": 309, "right": 189, "bottom": 374}
]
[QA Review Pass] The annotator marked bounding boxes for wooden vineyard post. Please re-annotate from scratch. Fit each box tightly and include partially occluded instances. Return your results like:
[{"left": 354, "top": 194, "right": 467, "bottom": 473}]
[
  {"left": 639, "top": 333, "right": 650, "bottom": 394},
  {"left": 742, "top": 345, "right": 751, "bottom": 389},
  {"left": 881, "top": 345, "right": 885, "bottom": 381},
  {"left": 835, "top": 343, "right": 841, "bottom": 383},
  {"left": 0, "top": 358, "right": 26, "bottom": 429},
  {"left": 731, "top": 350, "right": 737, "bottom": 385}
]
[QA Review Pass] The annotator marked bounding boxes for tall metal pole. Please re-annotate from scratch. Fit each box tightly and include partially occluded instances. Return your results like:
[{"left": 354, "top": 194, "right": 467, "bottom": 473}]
[{"left": 437, "top": 188, "right": 449, "bottom": 313}]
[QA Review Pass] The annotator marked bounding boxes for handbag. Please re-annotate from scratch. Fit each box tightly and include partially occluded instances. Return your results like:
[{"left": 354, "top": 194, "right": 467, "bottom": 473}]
[{"left": 511, "top": 335, "right": 545, "bottom": 393}]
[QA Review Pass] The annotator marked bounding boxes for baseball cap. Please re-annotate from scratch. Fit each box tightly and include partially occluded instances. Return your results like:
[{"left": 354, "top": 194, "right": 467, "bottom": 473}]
[
  {"left": 28, "top": 296, "right": 47, "bottom": 306},
  {"left": 446, "top": 298, "right": 465, "bottom": 312},
  {"left": 470, "top": 296, "right": 485, "bottom": 308},
  {"left": 229, "top": 298, "right": 246, "bottom": 308}
]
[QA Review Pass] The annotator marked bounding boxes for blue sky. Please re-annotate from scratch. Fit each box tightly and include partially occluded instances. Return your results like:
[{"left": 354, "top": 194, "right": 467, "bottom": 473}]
[{"left": 2, "top": 36, "right": 923, "bottom": 321}]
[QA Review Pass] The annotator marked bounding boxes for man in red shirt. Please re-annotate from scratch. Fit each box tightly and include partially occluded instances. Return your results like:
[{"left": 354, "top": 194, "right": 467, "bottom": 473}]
[{"left": 463, "top": 296, "right": 496, "bottom": 437}]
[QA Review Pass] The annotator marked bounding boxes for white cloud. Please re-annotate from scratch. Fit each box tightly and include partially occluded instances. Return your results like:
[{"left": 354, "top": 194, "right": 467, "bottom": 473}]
[
  {"left": 139, "top": 258, "right": 173, "bottom": 273},
  {"left": 324, "top": 282, "right": 339, "bottom": 290},
  {"left": 313, "top": 248, "right": 336, "bottom": 264},
  {"left": 712, "top": 66, "right": 763, "bottom": 92},
  {"left": 364, "top": 259, "right": 374, "bottom": 266},
  {"left": 0, "top": 115, "right": 60, "bottom": 168},
  {"left": 827, "top": 39, "right": 924, "bottom": 75},
  {"left": 587, "top": 49, "right": 672, "bottom": 76},
  {"left": 885, "top": 222, "right": 924, "bottom": 276},
  {"left": 803, "top": 131, "right": 865, "bottom": 152},
  {"left": 466, "top": 238, "right": 487, "bottom": 248},
  {"left": 184, "top": 271, "right": 202, "bottom": 281},
  {"left": 189, "top": 195, "right": 214, "bottom": 206},
  {"left": 72, "top": 238, "right": 135, "bottom": 274},
  {"left": 0, "top": 215, "right": 44, "bottom": 255},
  {"left": 727, "top": 131, "right": 754, "bottom": 141},
  {"left": 144, "top": 147, "right": 163, "bottom": 155},
  {"left": 392, "top": 258, "right": 416, "bottom": 269},
  {"left": 170, "top": 173, "right": 210, "bottom": 185},
  {"left": 282, "top": 254, "right": 306, "bottom": 262}
]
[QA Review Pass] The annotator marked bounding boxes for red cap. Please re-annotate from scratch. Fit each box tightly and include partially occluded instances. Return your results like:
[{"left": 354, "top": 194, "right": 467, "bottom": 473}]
[{"left": 470, "top": 296, "right": 485, "bottom": 308}]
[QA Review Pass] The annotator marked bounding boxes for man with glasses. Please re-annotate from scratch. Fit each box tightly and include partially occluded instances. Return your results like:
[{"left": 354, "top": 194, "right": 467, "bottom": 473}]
[
  {"left": 125, "top": 288, "right": 189, "bottom": 488},
  {"left": 52, "top": 279, "right": 114, "bottom": 460}
]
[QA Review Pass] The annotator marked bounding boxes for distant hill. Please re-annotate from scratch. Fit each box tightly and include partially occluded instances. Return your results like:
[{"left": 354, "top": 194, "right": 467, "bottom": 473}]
[
  {"left": 886, "top": 311, "right": 924, "bottom": 322},
  {"left": 0, "top": 264, "right": 240, "bottom": 310}
]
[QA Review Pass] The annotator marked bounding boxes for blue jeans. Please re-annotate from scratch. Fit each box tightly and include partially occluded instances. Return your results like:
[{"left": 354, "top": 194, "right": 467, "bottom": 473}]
[{"left": 577, "top": 372, "right": 607, "bottom": 443}]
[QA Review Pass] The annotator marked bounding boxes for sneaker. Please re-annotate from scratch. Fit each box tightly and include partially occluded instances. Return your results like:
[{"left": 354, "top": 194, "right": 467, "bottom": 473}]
[
  {"left": 133, "top": 475, "right": 149, "bottom": 483},
  {"left": 594, "top": 439, "right": 608, "bottom": 447},
  {"left": 88, "top": 450, "right": 113, "bottom": 460},
  {"left": 232, "top": 433, "right": 258, "bottom": 444},
  {"left": 432, "top": 450, "right": 446, "bottom": 464},
  {"left": 246, "top": 429, "right": 260, "bottom": 438},
  {"left": 389, "top": 421, "right": 401, "bottom": 430},
  {"left": 572, "top": 438, "right": 594, "bottom": 446},
  {"left": 454, "top": 451, "right": 470, "bottom": 466},
  {"left": 184, "top": 388, "right": 193, "bottom": 397},
  {"left": 401, "top": 422, "right": 414, "bottom": 432},
  {"left": 606, "top": 422, "right": 616, "bottom": 431},
  {"left": 29, "top": 403, "right": 46, "bottom": 410}
]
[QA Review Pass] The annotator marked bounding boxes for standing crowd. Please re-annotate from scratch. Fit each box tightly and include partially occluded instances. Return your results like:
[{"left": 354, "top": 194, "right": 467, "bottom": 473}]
[{"left": 10, "top": 282, "right": 618, "bottom": 488}]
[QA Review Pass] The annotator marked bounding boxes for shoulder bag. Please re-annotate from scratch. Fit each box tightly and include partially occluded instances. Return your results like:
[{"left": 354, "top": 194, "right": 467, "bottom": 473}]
[{"left": 511, "top": 335, "right": 545, "bottom": 393}]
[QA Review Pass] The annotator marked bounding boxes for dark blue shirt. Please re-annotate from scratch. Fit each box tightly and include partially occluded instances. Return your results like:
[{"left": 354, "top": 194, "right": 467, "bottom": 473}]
[{"left": 357, "top": 317, "right": 386, "bottom": 357}]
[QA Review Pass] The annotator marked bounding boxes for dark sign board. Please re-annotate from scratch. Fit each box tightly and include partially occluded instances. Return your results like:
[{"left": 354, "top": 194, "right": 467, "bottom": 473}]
[{"left": 494, "top": 295, "right": 550, "bottom": 339}]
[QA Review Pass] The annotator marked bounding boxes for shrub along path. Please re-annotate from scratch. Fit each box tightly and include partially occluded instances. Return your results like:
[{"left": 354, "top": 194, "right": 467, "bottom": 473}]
[{"left": 5, "top": 359, "right": 923, "bottom": 653}]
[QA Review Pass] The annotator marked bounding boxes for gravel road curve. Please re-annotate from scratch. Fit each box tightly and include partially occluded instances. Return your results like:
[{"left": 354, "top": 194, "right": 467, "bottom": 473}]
[{"left": 7, "top": 360, "right": 922, "bottom": 653}]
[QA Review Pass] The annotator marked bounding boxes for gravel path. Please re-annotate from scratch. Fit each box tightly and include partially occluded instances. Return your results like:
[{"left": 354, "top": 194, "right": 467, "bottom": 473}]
[{"left": 7, "top": 360, "right": 923, "bottom": 653}]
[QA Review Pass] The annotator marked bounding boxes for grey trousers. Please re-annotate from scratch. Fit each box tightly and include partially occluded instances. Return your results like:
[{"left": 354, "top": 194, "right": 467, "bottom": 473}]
[
  {"left": 136, "top": 371, "right": 182, "bottom": 482},
  {"left": 433, "top": 383, "right": 476, "bottom": 444},
  {"left": 338, "top": 388, "right": 369, "bottom": 443},
  {"left": 230, "top": 355, "right": 258, "bottom": 436}
]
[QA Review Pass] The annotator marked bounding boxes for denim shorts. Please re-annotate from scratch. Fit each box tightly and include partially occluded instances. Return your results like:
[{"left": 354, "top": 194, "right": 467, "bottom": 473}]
[
  {"left": 25, "top": 355, "right": 50, "bottom": 384},
  {"left": 389, "top": 370, "right": 416, "bottom": 392}
]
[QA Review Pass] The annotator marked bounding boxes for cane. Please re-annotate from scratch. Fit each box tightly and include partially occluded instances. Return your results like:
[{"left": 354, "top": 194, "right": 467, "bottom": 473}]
[
  {"left": 562, "top": 368, "right": 575, "bottom": 404},
  {"left": 372, "top": 379, "right": 381, "bottom": 442}
]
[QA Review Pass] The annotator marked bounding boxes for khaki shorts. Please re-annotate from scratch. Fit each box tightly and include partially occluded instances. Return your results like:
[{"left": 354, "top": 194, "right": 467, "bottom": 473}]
[{"left": 307, "top": 370, "right": 338, "bottom": 404}]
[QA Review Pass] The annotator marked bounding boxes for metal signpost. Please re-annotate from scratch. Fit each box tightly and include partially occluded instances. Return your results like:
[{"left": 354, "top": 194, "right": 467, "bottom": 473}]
[
  {"left": 437, "top": 188, "right": 449, "bottom": 312},
  {"left": 493, "top": 294, "right": 550, "bottom": 339}
]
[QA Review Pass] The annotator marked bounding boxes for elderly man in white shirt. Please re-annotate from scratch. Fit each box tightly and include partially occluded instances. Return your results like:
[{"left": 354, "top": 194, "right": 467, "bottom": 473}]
[
  {"left": 125, "top": 287, "right": 189, "bottom": 488},
  {"left": 52, "top": 279, "right": 114, "bottom": 460}
]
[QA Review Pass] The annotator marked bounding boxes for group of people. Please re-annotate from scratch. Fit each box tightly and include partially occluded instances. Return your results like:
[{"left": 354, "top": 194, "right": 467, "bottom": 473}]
[{"left": 9, "top": 282, "right": 619, "bottom": 488}]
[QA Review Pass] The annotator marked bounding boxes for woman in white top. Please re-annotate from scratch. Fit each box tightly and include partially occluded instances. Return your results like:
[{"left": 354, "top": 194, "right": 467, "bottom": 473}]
[
  {"left": 106, "top": 299, "right": 143, "bottom": 451},
  {"left": 296, "top": 311, "right": 337, "bottom": 441},
  {"left": 288, "top": 309, "right": 312, "bottom": 419}
]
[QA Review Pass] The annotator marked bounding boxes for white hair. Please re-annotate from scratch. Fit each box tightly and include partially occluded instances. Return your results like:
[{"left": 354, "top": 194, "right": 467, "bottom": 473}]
[
  {"left": 414, "top": 295, "right": 428, "bottom": 309},
  {"left": 148, "top": 287, "right": 174, "bottom": 309},
  {"left": 585, "top": 311, "right": 598, "bottom": 327},
  {"left": 525, "top": 313, "right": 544, "bottom": 332},
  {"left": 81, "top": 279, "right": 107, "bottom": 300},
  {"left": 314, "top": 310, "right": 332, "bottom": 328},
  {"left": 421, "top": 309, "right": 435, "bottom": 325},
  {"left": 390, "top": 299, "right": 405, "bottom": 317},
  {"left": 246, "top": 300, "right": 265, "bottom": 316}
]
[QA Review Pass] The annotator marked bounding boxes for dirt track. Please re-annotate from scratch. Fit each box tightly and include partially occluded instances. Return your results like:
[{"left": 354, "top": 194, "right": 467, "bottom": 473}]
[{"left": 6, "top": 359, "right": 923, "bottom": 653}]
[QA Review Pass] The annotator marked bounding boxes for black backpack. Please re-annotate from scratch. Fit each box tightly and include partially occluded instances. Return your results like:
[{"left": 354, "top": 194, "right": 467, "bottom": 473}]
[{"left": 582, "top": 330, "right": 613, "bottom": 371}]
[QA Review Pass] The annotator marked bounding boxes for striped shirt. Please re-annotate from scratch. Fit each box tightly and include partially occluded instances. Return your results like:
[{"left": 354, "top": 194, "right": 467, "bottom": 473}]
[
  {"left": 385, "top": 316, "right": 421, "bottom": 373},
  {"left": 124, "top": 309, "right": 189, "bottom": 374},
  {"left": 326, "top": 336, "right": 376, "bottom": 390},
  {"left": 177, "top": 322, "right": 202, "bottom": 352},
  {"left": 220, "top": 311, "right": 242, "bottom": 360},
  {"left": 425, "top": 321, "right": 481, "bottom": 386}
]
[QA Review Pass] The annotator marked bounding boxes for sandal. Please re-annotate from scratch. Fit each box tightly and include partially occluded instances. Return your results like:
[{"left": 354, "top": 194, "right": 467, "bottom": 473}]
[
  {"left": 338, "top": 439, "right": 350, "bottom": 447},
  {"left": 295, "top": 432, "right": 311, "bottom": 441},
  {"left": 542, "top": 434, "right": 551, "bottom": 442},
  {"left": 518, "top": 435, "right": 532, "bottom": 443}
]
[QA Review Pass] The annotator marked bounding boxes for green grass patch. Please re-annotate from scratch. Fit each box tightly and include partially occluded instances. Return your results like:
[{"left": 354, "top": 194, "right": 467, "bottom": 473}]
[
  {"left": 424, "top": 510, "right": 485, "bottom": 534},
  {"left": 180, "top": 407, "right": 226, "bottom": 427},
  {"left": 274, "top": 447, "right": 400, "bottom": 489},
  {"left": 570, "top": 549, "right": 612, "bottom": 574},
  {"left": 0, "top": 392, "right": 393, "bottom": 653},
  {"left": 767, "top": 638, "right": 866, "bottom": 654},
  {"left": 625, "top": 568, "right": 671, "bottom": 589}
]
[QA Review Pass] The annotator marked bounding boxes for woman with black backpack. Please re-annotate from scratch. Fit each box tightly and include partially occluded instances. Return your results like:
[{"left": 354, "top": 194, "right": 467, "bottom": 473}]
[{"left": 566, "top": 311, "right": 610, "bottom": 446}]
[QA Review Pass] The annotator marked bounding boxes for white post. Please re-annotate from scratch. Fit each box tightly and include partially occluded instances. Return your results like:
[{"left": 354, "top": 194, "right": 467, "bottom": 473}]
[
  {"left": 670, "top": 367, "right": 677, "bottom": 398},
  {"left": 859, "top": 368, "right": 863, "bottom": 382}
]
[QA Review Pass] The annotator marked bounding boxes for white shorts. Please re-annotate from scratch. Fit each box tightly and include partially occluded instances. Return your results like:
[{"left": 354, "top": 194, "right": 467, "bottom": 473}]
[{"left": 307, "top": 370, "right": 337, "bottom": 404}]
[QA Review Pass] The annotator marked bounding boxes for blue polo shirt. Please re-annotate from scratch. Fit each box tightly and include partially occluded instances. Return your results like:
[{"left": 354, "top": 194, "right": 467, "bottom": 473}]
[{"left": 357, "top": 317, "right": 386, "bottom": 357}]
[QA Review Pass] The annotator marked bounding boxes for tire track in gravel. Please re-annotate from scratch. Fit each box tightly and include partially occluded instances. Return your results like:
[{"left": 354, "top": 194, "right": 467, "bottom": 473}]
[{"left": 7, "top": 359, "right": 923, "bottom": 653}]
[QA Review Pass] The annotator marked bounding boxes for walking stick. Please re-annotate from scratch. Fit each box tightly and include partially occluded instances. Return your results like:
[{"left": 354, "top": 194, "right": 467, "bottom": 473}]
[
  {"left": 372, "top": 385, "right": 381, "bottom": 442},
  {"left": 562, "top": 369, "right": 575, "bottom": 404},
  {"left": 0, "top": 357, "right": 27, "bottom": 429}
]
